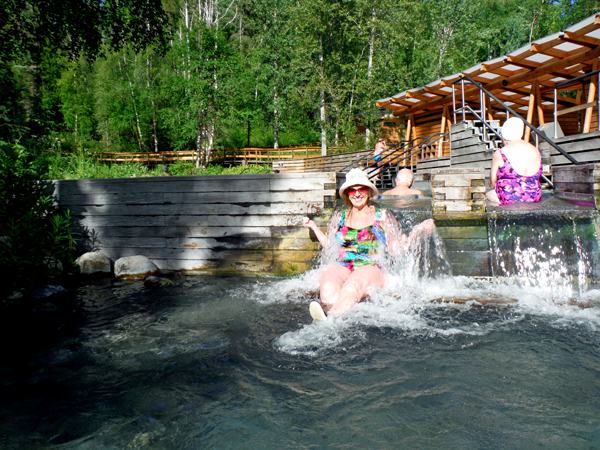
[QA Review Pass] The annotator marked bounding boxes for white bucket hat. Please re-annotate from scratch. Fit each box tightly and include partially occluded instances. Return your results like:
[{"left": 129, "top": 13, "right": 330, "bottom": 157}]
[
  {"left": 339, "top": 168, "right": 379, "bottom": 200},
  {"left": 501, "top": 117, "right": 525, "bottom": 141}
]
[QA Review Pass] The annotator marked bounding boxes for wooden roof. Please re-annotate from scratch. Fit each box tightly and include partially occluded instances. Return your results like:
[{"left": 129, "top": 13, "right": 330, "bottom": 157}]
[{"left": 377, "top": 14, "right": 600, "bottom": 118}]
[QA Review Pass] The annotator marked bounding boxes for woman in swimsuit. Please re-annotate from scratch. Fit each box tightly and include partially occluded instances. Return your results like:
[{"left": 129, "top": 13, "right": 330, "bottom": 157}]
[
  {"left": 487, "top": 117, "right": 543, "bottom": 205},
  {"left": 303, "top": 168, "right": 432, "bottom": 321}
]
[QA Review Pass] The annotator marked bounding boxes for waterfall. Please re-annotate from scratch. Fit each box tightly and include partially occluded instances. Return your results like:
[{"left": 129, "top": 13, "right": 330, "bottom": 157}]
[{"left": 487, "top": 210, "right": 600, "bottom": 298}]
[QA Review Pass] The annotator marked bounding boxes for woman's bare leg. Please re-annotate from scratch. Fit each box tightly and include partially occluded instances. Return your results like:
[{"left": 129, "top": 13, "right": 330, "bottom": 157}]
[
  {"left": 486, "top": 189, "right": 500, "bottom": 205},
  {"left": 319, "top": 265, "right": 351, "bottom": 311},
  {"left": 327, "top": 265, "right": 385, "bottom": 316}
]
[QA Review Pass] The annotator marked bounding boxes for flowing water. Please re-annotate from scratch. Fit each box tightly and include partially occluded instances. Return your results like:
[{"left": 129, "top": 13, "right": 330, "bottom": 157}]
[{"left": 2, "top": 205, "right": 600, "bottom": 449}]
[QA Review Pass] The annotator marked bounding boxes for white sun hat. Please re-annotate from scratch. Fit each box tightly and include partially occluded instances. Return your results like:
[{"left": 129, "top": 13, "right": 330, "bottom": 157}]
[
  {"left": 339, "top": 168, "right": 379, "bottom": 200},
  {"left": 501, "top": 117, "right": 525, "bottom": 141}
]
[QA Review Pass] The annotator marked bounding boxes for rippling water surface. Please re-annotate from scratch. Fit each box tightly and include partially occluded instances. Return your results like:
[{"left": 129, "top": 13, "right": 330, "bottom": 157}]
[{"left": 1, "top": 271, "right": 600, "bottom": 449}]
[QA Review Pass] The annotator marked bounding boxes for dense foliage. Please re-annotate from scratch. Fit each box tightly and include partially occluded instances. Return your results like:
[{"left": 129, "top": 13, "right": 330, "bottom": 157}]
[
  {"left": 0, "top": 141, "right": 78, "bottom": 298},
  {"left": 1, "top": 0, "right": 598, "bottom": 296},
  {"left": 3, "top": 0, "right": 598, "bottom": 169}
]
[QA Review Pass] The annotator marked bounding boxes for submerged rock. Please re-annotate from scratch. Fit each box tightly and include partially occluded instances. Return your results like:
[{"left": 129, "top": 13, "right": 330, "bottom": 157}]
[
  {"left": 144, "top": 276, "right": 174, "bottom": 288},
  {"left": 30, "top": 285, "right": 67, "bottom": 299},
  {"left": 76, "top": 251, "right": 112, "bottom": 276},
  {"left": 114, "top": 255, "right": 159, "bottom": 281},
  {"left": 7, "top": 291, "right": 23, "bottom": 301}
]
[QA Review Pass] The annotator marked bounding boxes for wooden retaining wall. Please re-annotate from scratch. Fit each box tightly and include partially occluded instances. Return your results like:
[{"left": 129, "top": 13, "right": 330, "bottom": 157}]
[{"left": 52, "top": 173, "right": 337, "bottom": 275}]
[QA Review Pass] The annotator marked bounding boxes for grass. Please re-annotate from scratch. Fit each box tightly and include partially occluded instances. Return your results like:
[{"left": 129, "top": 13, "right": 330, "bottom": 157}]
[{"left": 44, "top": 150, "right": 271, "bottom": 180}]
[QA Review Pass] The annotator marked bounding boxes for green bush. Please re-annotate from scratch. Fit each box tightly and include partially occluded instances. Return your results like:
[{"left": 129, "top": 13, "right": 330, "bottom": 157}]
[
  {"left": 0, "top": 141, "right": 78, "bottom": 298},
  {"left": 167, "top": 161, "right": 270, "bottom": 176}
]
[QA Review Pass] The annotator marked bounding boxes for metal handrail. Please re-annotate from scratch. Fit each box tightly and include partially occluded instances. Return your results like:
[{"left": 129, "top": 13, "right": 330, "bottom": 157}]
[
  {"left": 339, "top": 134, "right": 442, "bottom": 177},
  {"left": 338, "top": 132, "right": 449, "bottom": 183},
  {"left": 453, "top": 74, "right": 581, "bottom": 165}
]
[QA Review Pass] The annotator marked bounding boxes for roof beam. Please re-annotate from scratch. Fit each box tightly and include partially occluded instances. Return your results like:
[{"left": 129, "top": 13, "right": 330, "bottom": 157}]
[
  {"left": 484, "top": 44, "right": 600, "bottom": 93},
  {"left": 560, "top": 34, "right": 596, "bottom": 48},
  {"left": 506, "top": 58, "right": 545, "bottom": 70},
  {"left": 501, "top": 87, "right": 578, "bottom": 106}
]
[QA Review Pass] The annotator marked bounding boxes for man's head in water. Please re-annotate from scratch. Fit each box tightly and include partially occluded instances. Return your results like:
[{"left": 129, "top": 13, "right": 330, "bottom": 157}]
[{"left": 396, "top": 169, "right": 414, "bottom": 187}]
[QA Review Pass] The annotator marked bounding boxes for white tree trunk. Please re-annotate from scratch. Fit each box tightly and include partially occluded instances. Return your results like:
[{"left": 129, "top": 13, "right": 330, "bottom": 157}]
[
  {"left": 146, "top": 55, "right": 159, "bottom": 152},
  {"left": 365, "top": 8, "right": 375, "bottom": 146},
  {"left": 320, "top": 35, "right": 326, "bottom": 156},
  {"left": 274, "top": 84, "right": 279, "bottom": 149},
  {"left": 119, "top": 57, "right": 144, "bottom": 150}
]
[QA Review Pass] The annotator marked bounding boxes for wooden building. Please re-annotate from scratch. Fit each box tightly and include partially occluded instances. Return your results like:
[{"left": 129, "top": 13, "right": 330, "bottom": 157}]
[{"left": 377, "top": 14, "right": 600, "bottom": 169}]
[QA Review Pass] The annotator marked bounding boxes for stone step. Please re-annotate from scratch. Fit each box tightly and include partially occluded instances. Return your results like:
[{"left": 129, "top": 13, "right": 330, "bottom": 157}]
[{"left": 451, "top": 136, "right": 484, "bottom": 149}]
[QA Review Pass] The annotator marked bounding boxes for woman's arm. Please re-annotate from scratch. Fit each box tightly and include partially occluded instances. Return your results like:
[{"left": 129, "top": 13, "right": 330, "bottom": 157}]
[
  {"left": 381, "top": 210, "right": 436, "bottom": 255},
  {"left": 302, "top": 217, "right": 328, "bottom": 247},
  {"left": 380, "top": 209, "right": 406, "bottom": 254},
  {"left": 489, "top": 150, "right": 502, "bottom": 189}
]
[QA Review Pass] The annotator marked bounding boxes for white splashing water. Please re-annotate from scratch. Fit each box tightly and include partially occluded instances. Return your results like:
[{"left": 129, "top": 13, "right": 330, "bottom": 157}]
[{"left": 228, "top": 210, "right": 600, "bottom": 356}]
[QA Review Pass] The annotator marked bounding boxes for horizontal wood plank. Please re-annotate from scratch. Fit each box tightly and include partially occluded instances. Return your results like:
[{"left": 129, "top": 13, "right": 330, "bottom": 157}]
[{"left": 57, "top": 190, "right": 335, "bottom": 206}]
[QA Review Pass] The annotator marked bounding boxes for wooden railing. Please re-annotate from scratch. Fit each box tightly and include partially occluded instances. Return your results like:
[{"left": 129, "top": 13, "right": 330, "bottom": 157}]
[
  {"left": 95, "top": 151, "right": 196, "bottom": 163},
  {"left": 94, "top": 144, "right": 343, "bottom": 164},
  {"left": 273, "top": 150, "right": 372, "bottom": 173},
  {"left": 216, "top": 147, "right": 324, "bottom": 161}
]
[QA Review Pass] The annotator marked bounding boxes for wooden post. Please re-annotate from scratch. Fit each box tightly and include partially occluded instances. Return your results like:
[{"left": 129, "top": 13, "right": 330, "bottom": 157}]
[
  {"left": 535, "top": 82, "right": 545, "bottom": 126},
  {"left": 438, "top": 106, "right": 448, "bottom": 157},
  {"left": 584, "top": 59, "right": 600, "bottom": 133},
  {"left": 404, "top": 115, "right": 413, "bottom": 150},
  {"left": 485, "top": 96, "right": 494, "bottom": 121},
  {"left": 525, "top": 80, "right": 537, "bottom": 143}
]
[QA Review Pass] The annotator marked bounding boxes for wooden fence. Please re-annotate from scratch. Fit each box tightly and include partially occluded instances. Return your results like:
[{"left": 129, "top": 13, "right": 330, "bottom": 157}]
[
  {"left": 273, "top": 150, "right": 372, "bottom": 173},
  {"left": 52, "top": 173, "right": 337, "bottom": 275},
  {"left": 94, "top": 144, "right": 344, "bottom": 165},
  {"left": 95, "top": 151, "right": 196, "bottom": 163}
]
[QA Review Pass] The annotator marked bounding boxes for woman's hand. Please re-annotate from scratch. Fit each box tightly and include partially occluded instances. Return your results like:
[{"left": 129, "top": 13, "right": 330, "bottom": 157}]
[
  {"left": 303, "top": 217, "right": 315, "bottom": 229},
  {"left": 303, "top": 216, "right": 328, "bottom": 247}
]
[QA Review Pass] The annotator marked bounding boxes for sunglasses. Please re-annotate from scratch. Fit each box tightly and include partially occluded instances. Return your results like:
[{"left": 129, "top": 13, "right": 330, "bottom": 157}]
[{"left": 347, "top": 186, "right": 368, "bottom": 196}]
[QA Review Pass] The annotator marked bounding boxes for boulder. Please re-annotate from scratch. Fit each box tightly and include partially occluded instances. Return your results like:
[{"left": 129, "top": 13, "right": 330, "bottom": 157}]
[
  {"left": 76, "top": 251, "right": 112, "bottom": 276},
  {"left": 30, "top": 285, "right": 67, "bottom": 299},
  {"left": 114, "top": 255, "right": 159, "bottom": 281},
  {"left": 144, "top": 276, "right": 174, "bottom": 288}
]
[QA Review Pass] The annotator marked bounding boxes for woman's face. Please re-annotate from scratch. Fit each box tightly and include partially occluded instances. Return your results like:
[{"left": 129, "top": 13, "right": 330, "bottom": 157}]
[{"left": 347, "top": 185, "right": 369, "bottom": 208}]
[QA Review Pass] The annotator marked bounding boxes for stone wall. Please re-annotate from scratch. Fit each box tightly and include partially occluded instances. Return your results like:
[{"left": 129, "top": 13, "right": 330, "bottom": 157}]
[{"left": 53, "top": 173, "right": 337, "bottom": 275}]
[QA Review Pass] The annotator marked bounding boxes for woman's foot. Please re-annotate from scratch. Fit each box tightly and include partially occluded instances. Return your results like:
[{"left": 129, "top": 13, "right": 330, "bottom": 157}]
[{"left": 309, "top": 301, "right": 327, "bottom": 321}]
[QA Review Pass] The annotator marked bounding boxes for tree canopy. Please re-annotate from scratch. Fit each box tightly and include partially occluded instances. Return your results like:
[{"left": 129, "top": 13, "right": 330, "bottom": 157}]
[{"left": 2, "top": 0, "right": 599, "bottom": 158}]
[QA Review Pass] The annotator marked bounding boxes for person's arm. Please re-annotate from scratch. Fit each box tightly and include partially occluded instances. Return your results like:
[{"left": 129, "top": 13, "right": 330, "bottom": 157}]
[
  {"left": 381, "top": 210, "right": 436, "bottom": 255},
  {"left": 380, "top": 209, "right": 406, "bottom": 254},
  {"left": 489, "top": 150, "right": 502, "bottom": 189},
  {"left": 302, "top": 217, "right": 328, "bottom": 247},
  {"left": 304, "top": 209, "right": 343, "bottom": 248}
]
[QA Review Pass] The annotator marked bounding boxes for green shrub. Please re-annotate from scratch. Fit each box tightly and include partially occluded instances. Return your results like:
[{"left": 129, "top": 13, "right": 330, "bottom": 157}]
[
  {"left": 0, "top": 141, "right": 78, "bottom": 298},
  {"left": 167, "top": 161, "right": 270, "bottom": 176}
]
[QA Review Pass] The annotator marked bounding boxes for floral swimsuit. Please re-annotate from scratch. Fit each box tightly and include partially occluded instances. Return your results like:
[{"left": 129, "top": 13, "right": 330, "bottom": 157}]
[
  {"left": 335, "top": 208, "right": 386, "bottom": 271},
  {"left": 494, "top": 148, "right": 543, "bottom": 205}
]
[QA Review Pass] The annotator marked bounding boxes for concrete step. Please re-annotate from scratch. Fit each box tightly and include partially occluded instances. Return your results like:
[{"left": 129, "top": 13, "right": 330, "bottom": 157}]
[
  {"left": 451, "top": 143, "right": 488, "bottom": 156},
  {"left": 451, "top": 136, "right": 484, "bottom": 149}
]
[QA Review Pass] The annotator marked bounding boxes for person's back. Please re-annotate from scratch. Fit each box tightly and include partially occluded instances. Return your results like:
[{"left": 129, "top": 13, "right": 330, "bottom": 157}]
[
  {"left": 382, "top": 169, "right": 422, "bottom": 196},
  {"left": 487, "top": 117, "right": 542, "bottom": 205},
  {"left": 501, "top": 140, "right": 541, "bottom": 176}
]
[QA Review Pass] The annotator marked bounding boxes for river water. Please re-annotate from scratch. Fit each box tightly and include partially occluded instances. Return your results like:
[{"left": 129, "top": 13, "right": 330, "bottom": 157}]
[
  {"left": 1, "top": 271, "right": 600, "bottom": 449},
  {"left": 2, "top": 199, "right": 600, "bottom": 448}
]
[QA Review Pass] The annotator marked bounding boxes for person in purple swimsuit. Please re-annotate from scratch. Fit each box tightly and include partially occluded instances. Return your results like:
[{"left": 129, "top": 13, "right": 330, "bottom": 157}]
[{"left": 486, "top": 117, "right": 543, "bottom": 205}]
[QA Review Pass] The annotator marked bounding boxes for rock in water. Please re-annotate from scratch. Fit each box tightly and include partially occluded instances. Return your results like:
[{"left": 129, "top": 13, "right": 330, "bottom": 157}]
[
  {"left": 76, "top": 251, "right": 112, "bottom": 276},
  {"left": 114, "top": 255, "right": 159, "bottom": 281},
  {"left": 30, "top": 285, "right": 67, "bottom": 299},
  {"left": 144, "top": 276, "right": 174, "bottom": 288}
]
